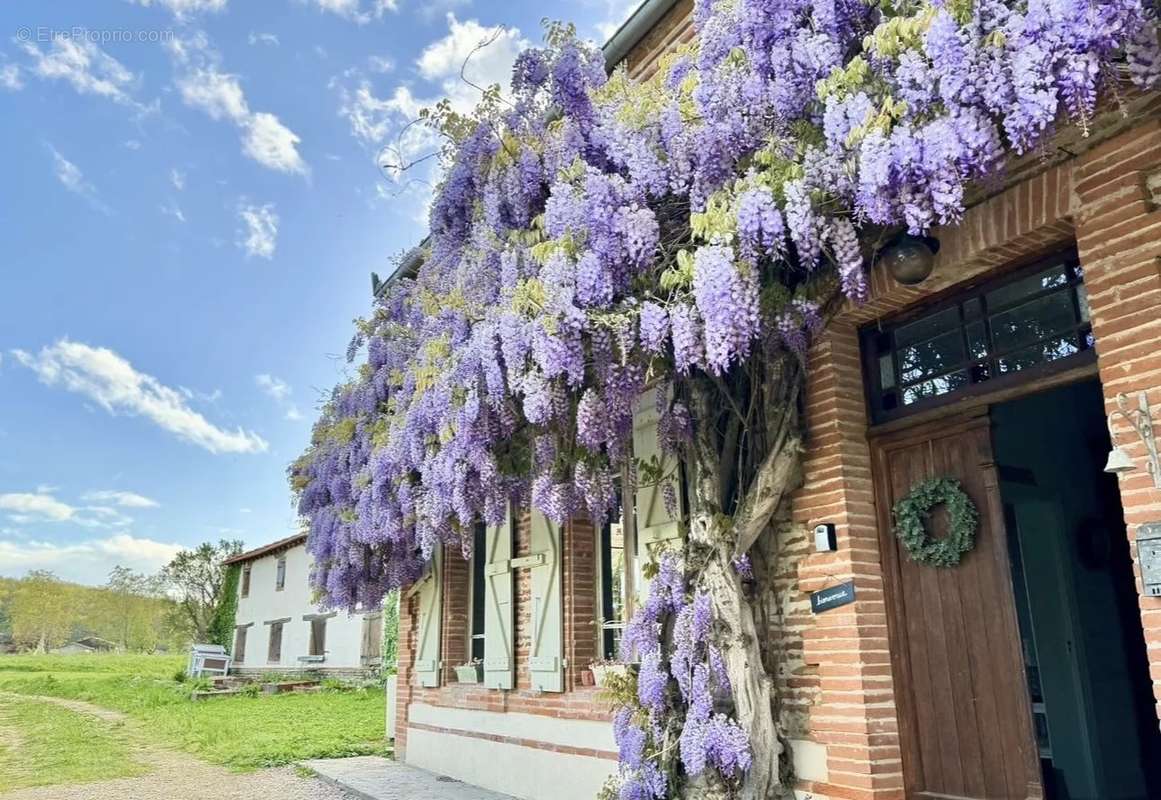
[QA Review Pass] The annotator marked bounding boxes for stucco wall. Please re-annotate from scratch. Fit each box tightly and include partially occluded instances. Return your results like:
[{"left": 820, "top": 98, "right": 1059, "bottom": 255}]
[{"left": 233, "top": 543, "right": 371, "bottom": 671}]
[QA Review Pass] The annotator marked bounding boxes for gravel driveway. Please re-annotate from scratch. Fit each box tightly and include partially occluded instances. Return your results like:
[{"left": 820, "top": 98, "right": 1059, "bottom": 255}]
[{"left": 0, "top": 694, "right": 356, "bottom": 800}]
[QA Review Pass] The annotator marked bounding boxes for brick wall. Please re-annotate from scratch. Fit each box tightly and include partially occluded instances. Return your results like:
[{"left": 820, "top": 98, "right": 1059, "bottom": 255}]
[
  {"left": 394, "top": 512, "right": 612, "bottom": 762},
  {"left": 789, "top": 112, "right": 1161, "bottom": 799}
]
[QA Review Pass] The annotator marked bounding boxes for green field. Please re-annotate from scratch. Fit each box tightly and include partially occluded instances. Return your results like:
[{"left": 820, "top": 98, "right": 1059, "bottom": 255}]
[{"left": 0, "top": 654, "right": 389, "bottom": 773}]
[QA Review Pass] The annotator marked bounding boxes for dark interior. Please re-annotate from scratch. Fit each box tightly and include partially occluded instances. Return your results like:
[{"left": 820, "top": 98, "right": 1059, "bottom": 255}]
[{"left": 993, "top": 380, "right": 1161, "bottom": 800}]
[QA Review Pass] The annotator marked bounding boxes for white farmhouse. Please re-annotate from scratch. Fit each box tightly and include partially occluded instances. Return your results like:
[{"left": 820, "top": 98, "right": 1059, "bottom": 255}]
[{"left": 223, "top": 534, "right": 383, "bottom": 678}]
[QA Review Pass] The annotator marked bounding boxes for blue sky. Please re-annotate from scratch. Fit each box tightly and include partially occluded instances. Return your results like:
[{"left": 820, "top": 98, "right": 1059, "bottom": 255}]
[{"left": 0, "top": 0, "right": 636, "bottom": 585}]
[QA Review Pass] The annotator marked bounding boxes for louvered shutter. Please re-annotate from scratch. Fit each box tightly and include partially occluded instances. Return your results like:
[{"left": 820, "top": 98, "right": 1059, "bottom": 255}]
[
  {"left": 361, "top": 613, "right": 383, "bottom": 666},
  {"left": 483, "top": 505, "right": 515, "bottom": 690},
  {"left": 632, "top": 388, "right": 687, "bottom": 545},
  {"left": 528, "top": 510, "right": 564, "bottom": 692},
  {"left": 412, "top": 548, "right": 443, "bottom": 687}
]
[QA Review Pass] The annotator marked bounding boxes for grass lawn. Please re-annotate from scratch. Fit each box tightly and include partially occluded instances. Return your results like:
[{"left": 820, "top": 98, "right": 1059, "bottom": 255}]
[
  {"left": 0, "top": 696, "right": 149, "bottom": 791},
  {"left": 0, "top": 654, "right": 389, "bottom": 771}
]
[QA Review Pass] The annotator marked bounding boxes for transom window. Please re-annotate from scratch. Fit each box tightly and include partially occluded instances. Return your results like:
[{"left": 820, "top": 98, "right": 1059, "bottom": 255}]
[{"left": 862, "top": 251, "right": 1093, "bottom": 423}]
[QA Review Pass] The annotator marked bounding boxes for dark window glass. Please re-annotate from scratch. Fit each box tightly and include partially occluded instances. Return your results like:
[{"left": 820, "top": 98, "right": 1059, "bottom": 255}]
[
  {"left": 471, "top": 523, "right": 486, "bottom": 662},
  {"left": 268, "top": 622, "right": 283, "bottom": 663},
  {"left": 234, "top": 627, "right": 247, "bottom": 663},
  {"left": 241, "top": 565, "right": 251, "bottom": 597},
  {"left": 861, "top": 251, "right": 1090, "bottom": 422},
  {"left": 275, "top": 557, "right": 286, "bottom": 591},
  {"left": 309, "top": 618, "right": 326, "bottom": 656}
]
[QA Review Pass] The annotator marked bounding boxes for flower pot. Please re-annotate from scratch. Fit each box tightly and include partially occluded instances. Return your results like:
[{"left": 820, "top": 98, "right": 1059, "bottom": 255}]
[
  {"left": 579, "top": 669, "right": 595, "bottom": 687},
  {"left": 455, "top": 664, "right": 483, "bottom": 684},
  {"left": 590, "top": 663, "right": 632, "bottom": 687}
]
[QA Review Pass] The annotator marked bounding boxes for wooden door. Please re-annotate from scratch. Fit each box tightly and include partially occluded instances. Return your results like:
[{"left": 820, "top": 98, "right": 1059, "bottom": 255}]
[{"left": 870, "top": 409, "right": 1042, "bottom": 800}]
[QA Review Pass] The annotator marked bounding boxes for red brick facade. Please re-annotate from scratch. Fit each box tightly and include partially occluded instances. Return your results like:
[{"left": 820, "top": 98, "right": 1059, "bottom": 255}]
[{"left": 393, "top": 4, "right": 1161, "bottom": 798}]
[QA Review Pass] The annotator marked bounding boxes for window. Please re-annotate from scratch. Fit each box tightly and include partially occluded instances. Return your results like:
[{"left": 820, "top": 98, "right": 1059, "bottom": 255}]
[
  {"left": 267, "top": 622, "right": 283, "bottom": 663},
  {"left": 861, "top": 251, "right": 1093, "bottom": 423},
  {"left": 275, "top": 556, "right": 286, "bottom": 591},
  {"left": 599, "top": 485, "right": 641, "bottom": 660},
  {"left": 469, "top": 523, "right": 486, "bottom": 662},
  {"left": 233, "top": 626, "right": 248, "bottom": 664},
  {"left": 308, "top": 617, "right": 327, "bottom": 656},
  {"left": 241, "top": 564, "right": 251, "bottom": 598}
]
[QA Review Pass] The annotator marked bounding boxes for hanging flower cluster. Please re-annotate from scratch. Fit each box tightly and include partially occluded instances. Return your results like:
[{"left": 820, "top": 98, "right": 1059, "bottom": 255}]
[
  {"left": 292, "top": 0, "right": 1161, "bottom": 792},
  {"left": 609, "top": 553, "right": 750, "bottom": 799}
]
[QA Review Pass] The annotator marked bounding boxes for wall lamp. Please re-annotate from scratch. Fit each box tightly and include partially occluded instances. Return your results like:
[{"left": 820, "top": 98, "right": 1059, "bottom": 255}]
[
  {"left": 875, "top": 234, "right": 941, "bottom": 286},
  {"left": 1104, "top": 391, "right": 1161, "bottom": 489}
]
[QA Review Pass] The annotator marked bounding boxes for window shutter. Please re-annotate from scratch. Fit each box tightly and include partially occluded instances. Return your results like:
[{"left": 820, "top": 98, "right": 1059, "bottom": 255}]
[
  {"left": 234, "top": 627, "right": 247, "bottom": 663},
  {"left": 361, "top": 613, "right": 383, "bottom": 666},
  {"left": 483, "top": 505, "right": 515, "bottom": 690},
  {"left": 412, "top": 548, "right": 443, "bottom": 687},
  {"left": 528, "top": 510, "right": 564, "bottom": 692},
  {"left": 632, "top": 387, "right": 687, "bottom": 545}
]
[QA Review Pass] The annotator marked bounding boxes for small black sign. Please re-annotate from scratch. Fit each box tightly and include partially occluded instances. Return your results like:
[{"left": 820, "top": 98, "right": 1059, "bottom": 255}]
[{"left": 810, "top": 580, "right": 856, "bottom": 614}]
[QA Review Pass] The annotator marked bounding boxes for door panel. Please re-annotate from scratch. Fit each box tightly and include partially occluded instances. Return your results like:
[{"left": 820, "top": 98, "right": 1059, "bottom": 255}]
[{"left": 871, "top": 410, "right": 1042, "bottom": 800}]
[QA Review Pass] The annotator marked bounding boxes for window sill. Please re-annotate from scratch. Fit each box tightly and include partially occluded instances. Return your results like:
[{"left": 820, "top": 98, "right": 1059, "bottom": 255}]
[{"left": 298, "top": 655, "right": 326, "bottom": 664}]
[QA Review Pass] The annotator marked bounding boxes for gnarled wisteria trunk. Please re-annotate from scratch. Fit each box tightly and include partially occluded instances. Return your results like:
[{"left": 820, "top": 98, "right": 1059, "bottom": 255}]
[{"left": 683, "top": 351, "right": 805, "bottom": 800}]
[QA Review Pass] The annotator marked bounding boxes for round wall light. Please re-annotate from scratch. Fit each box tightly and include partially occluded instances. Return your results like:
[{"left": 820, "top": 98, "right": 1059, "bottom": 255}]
[{"left": 877, "top": 234, "right": 940, "bottom": 286}]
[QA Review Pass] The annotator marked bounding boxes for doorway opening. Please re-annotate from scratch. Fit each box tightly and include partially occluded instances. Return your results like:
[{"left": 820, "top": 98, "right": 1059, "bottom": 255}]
[{"left": 992, "top": 380, "right": 1161, "bottom": 800}]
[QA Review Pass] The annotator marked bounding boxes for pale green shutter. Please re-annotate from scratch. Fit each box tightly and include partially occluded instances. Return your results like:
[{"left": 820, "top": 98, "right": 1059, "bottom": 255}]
[
  {"left": 632, "top": 388, "right": 686, "bottom": 544},
  {"left": 483, "top": 505, "right": 515, "bottom": 690},
  {"left": 528, "top": 510, "right": 564, "bottom": 692},
  {"left": 412, "top": 548, "right": 442, "bottom": 688}
]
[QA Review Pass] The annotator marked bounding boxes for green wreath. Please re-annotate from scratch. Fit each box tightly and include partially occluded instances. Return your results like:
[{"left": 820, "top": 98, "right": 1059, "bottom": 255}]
[{"left": 892, "top": 477, "right": 978, "bottom": 567}]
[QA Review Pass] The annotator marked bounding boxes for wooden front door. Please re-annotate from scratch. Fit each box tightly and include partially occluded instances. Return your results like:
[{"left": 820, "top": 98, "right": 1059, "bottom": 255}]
[{"left": 871, "top": 409, "right": 1042, "bottom": 800}]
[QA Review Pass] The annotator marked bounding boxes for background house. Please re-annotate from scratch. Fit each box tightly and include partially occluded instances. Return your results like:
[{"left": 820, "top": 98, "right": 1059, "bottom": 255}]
[{"left": 224, "top": 534, "right": 383, "bottom": 679}]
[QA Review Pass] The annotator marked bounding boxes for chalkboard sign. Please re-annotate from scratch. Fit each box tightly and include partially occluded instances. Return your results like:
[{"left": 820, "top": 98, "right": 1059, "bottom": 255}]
[{"left": 810, "top": 580, "right": 856, "bottom": 614}]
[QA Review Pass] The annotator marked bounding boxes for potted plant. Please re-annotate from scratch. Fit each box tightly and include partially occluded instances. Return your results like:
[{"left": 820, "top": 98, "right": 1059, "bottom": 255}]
[{"left": 454, "top": 659, "right": 483, "bottom": 684}]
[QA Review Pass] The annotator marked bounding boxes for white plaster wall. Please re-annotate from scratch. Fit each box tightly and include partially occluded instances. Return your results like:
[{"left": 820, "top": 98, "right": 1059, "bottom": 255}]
[
  {"left": 406, "top": 725, "right": 615, "bottom": 800},
  {"left": 408, "top": 703, "right": 615, "bottom": 752},
  {"left": 232, "top": 543, "right": 369, "bottom": 670}
]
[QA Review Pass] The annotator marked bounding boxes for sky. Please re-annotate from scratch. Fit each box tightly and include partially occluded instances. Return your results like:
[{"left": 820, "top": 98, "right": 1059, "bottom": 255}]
[{"left": 0, "top": 0, "right": 640, "bottom": 585}]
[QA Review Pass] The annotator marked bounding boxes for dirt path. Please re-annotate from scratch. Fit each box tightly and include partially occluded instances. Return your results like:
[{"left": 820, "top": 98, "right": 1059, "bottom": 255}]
[{"left": 0, "top": 693, "right": 356, "bottom": 800}]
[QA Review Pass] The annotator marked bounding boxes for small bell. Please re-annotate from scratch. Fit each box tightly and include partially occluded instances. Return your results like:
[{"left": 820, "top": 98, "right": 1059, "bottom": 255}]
[{"left": 1104, "top": 446, "right": 1135, "bottom": 476}]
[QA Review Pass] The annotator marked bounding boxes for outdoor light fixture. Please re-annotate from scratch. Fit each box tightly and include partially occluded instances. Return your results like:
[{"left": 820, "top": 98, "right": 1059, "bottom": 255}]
[
  {"left": 877, "top": 234, "right": 940, "bottom": 286},
  {"left": 1104, "top": 391, "right": 1161, "bottom": 489}
]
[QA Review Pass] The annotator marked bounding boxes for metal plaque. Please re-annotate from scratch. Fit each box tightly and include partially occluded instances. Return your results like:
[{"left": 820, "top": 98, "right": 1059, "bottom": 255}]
[{"left": 1138, "top": 523, "right": 1161, "bottom": 597}]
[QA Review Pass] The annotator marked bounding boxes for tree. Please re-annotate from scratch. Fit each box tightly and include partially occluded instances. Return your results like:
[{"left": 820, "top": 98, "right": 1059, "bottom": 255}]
[
  {"left": 291, "top": 6, "right": 1161, "bottom": 800},
  {"left": 103, "top": 566, "right": 168, "bottom": 651},
  {"left": 161, "top": 540, "right": 243, "bottom": 643},
  {"left": 9, "top": 570, "right": 74, "bottom": 652}
]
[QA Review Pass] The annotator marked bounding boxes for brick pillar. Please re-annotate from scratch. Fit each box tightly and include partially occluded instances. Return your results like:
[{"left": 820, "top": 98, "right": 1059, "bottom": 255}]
[
  {"left": 795, "top": 322, "right": 905, "bottom": 800},
  {"left": 394, "top": 592, "right": 416, "bottom": 759},
  {"left": 1074, "top": 118, "right": 1161, "bottom": 725},
  {"left": 441, "top": 542, "right": 470, "bottom": 685},
  {"left": 564, "top": 517, "right": 599, "bottom": 690}
]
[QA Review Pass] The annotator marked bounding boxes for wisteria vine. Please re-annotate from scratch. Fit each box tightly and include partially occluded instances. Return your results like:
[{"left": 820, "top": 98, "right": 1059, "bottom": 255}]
[{"left": 293, "top": 0, "right": 1161, "bottom": 796}]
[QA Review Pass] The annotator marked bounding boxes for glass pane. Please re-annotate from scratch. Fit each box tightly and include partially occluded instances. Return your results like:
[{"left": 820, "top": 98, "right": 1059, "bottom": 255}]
[
  {"left": 963, "top": 298, "right": 982, "bottom": 319},
  {"left": 966, "top": 321, "right": 988, "bottom": 360},
  {"left": 899, "top": 330, "right": 966, "bottom": 384},
  {"left": 608, "top": 520, "right": 627, "bottom": 624},
  {"left": 990, "top": 291, "right": 1076, "bottom": 353},
  {"left": 879, "top": 353, "right": 896, "bottom": 389},
  {"left": 986, "top": 264, "right": 1068, "bottom": 309},
  {"left": 903, "top": 370, "right": 969, "bottom": 405},
  {"left": 996, "top": 335, "right": 1080, "bottom": 374},
  {"left": 894, "top": 306, "right": 960, "bottom": 347}
]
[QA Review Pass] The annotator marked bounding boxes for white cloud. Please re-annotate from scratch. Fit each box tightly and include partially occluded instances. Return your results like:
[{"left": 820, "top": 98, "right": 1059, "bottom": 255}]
[
  {"left": 305, "top": 0, "right": 397, "bottom": 24},
  {"left": 367, "top": 55, "right": 394, "bottom": 73},
  {"left": 160, "top": 199, "right": 186, "bottom": 222},
  {"left": 0, "top": 493, "right": 75, "bottom": 522},
  {"left": 124, "top": 139, "right": 142, "bottom": 150},
  {"left": 48, "top": 145, "right": 110, "bottom": 214},
  {"left": 255, "top": 373, "right": 291, "bottom": 400},
  {"left": 18, "top": 37, "right": 147, "bottom": 110},
  {"left": 416, "top": 14, "right": 528, "bottom": 110},
  {"left": 81, "top": 490, "right": 159, "bottom": 509},
  {"left": 594, "top": 0, "right": 641, "bottom": 41},
  {"left": 0, "top": 534, "right": 185, "bottom": 585},
  {"left": 130, "top": 0, "right": 228, "bottom": 19},
  {"left": 170, "top": 168, "right": 186, "bottom": 190},
  {"left": 236, "top": 202, "right": 279, "bottom": 259},
  {"left": 239, "top": 507, "right": 253, "bottom": 513},
  {"left": 248, "top": 32, "right": 280, "bottom": 46},
  {"left": 169, "top": 34, "right": 308, "bottom": 175},
  {"left": 285, "top": 405, "right": 303, "bottom": 421},
  {"left": 11, "top": 340, "right": 268, "bottom": 455},
  {"left": 0, "top": 63, "right": 22, "bottom": 91}
]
